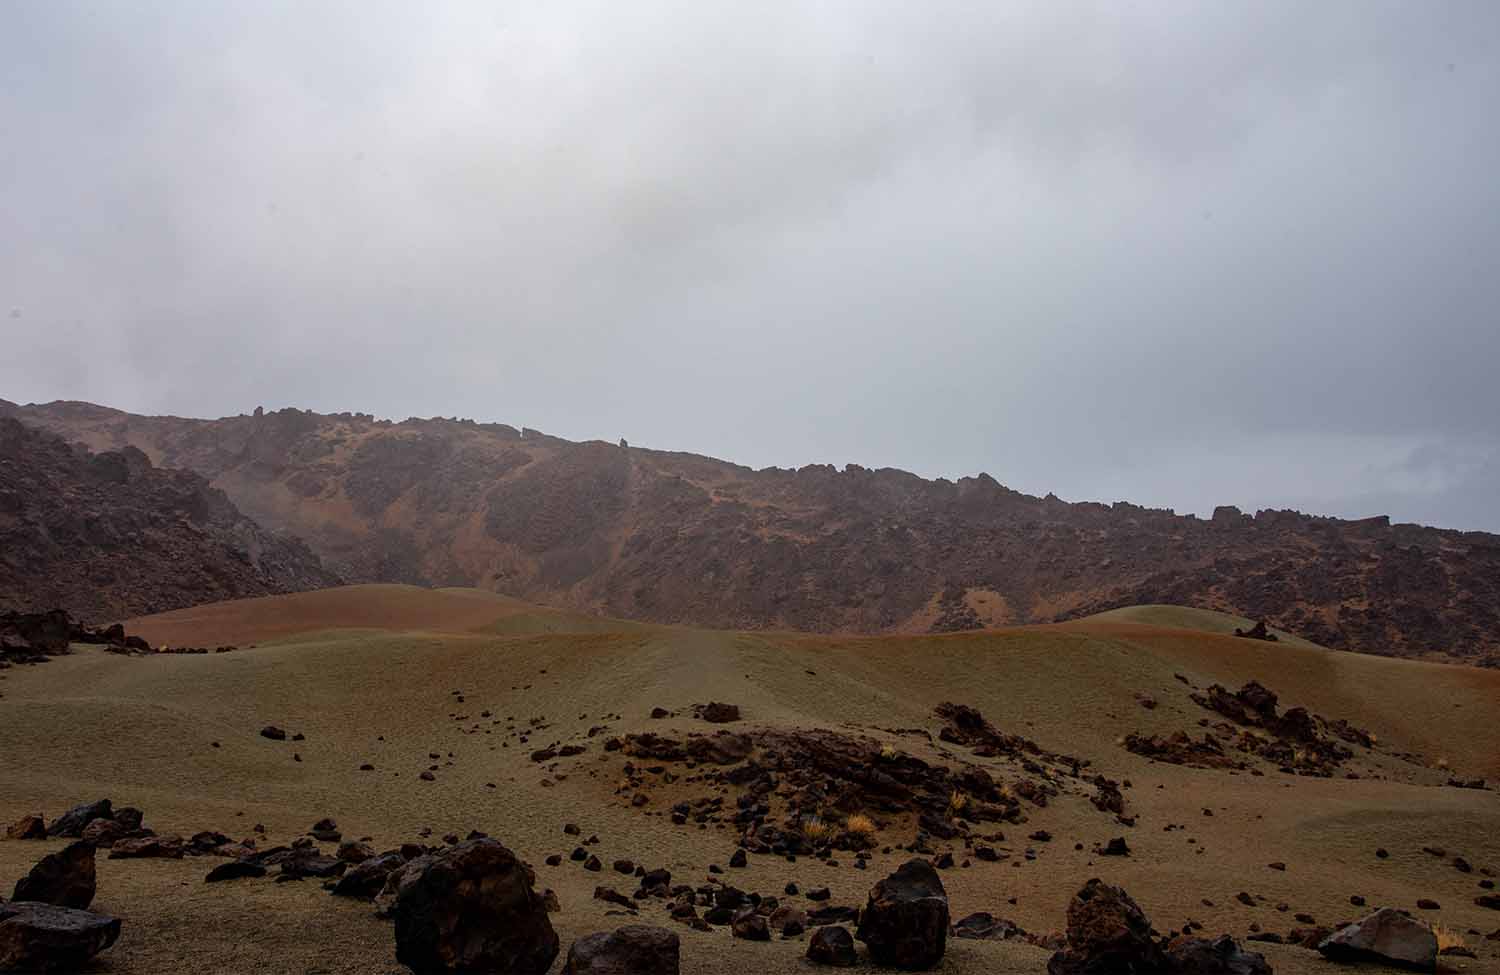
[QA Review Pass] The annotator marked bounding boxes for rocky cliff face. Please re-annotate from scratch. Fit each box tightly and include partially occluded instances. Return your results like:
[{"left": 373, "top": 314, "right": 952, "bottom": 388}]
[
  {"left": 0, "top": 416, "right": 339, "bottom": 622},
  {"left": 5, "top": 399, "right": 1497, "bottom": 665}
]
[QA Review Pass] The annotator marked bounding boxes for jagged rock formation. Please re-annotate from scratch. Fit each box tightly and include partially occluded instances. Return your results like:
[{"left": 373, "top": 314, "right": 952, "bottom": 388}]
[
  {"left": 5, "top": 399, "right": 1498, "bottom": 664},
  {"left": 0, "top": 417, "right": 338, "bottom": 622}
]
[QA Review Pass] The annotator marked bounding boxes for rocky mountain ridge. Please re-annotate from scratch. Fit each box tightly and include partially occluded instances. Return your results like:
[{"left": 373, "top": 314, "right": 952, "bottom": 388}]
[
  {"left": 0, "top": 415, "right": 338, "bottom": 622},
  {"left": 3, "top": 398, "right": 1496, "bottom": 665}
]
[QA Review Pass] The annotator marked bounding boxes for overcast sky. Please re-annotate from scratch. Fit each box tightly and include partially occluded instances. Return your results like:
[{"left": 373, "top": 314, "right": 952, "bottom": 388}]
[{"left": 3, "top": 2, "right": 1499, "bottom": 531}]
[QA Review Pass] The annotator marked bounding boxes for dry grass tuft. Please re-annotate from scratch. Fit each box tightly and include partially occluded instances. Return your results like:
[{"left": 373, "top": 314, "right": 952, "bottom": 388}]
[
  {"left": 947, "top": 789, "right": 969, "bottom": 817},
  {"left": 844, "top": 813, "right": 876, "bottom": 836},
  {"left": 801, "top": 817, "right": 830, "bottom": 842},
  {"left": 1433, "top": 924, "right": 1467, "bottom": 951}
]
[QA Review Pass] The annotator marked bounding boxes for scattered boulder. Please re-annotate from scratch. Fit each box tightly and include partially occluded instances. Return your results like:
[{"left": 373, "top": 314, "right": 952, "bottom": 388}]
[
  {"left": 4, "top": 815, "right": 46, "bottom": 841},
  {"left": 1233, "top": 620, "right": 1279, "bottom": 642},
  {"left": 1162, "top": 934, "right": 1272, "bottom": 974},
  {"left": 259, "top": 726, "right": 287, "bottom": 741},
  {"left": 698, "top": 702, "right": 741, "bottom": 723},
  {"left": 732, "top": 911, "right": 771, "bottom": 941},
  {"left": 0, "top": 901, "right": 121, "bottom": 973},
  {"left": 1046, "top": 879, "right": 1167, "bottom": 975},
  {"left": 951, "top": 912, "right": 1022, "bottom": 941},
  {"left": 808, "top": 925, "right": 860, "bottom": 967},
  {"left": 108, "top": 835, "right": 184, "bottom": 859},
  {"left": 46, "top": 800, "right": 112, "bottom": 839},
  {"left": 392, "top": 838, "right": 559, "bottom": 973},
  {"left": 80, "top": 819, "right": 126, "bottom": 848},
  {"left": 855, "top": 858, "right": 949, "bottom": 970},
  {"left": 11, "top": 842, "right": 95, "bottom": 909},
  {"left": 204, "top": 861, "right": 267, "bottom": 883},
  {"left": 561, "top": 924, "right": 679, "bottom": 974},
  {"left": 1317, "top": 908, "right": 1437, "bottom": 971},
  {"left": 279, "top": 851, "right": 345, "bottom": 880},
  {"left": 309, "top": 819, "right": 341, "bottom": 843},
  {"left": 333, "top": 852, "right": 406, "bottom": 899}
]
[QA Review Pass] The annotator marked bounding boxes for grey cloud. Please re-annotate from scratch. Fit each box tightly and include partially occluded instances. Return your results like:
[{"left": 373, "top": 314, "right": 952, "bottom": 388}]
[{"left": 2, "top": 1, "right": 1498, "bottom": 529}]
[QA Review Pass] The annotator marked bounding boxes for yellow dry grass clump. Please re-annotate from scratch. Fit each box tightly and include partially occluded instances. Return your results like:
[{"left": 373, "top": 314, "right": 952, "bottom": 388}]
[{"left": 844, "top": 813, "right": 876, "bottom": 836}]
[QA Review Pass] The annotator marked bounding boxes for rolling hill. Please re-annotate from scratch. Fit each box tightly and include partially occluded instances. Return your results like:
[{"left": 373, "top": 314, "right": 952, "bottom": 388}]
[
  {"left": 4, "top": 398, "right": 1497, "bottom": 665},
  {"left": 1, "top": 586, "right": 1496, "bottom": 973}
]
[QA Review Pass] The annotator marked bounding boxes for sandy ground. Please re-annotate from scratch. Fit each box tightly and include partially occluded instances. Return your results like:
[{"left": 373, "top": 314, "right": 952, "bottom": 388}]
[{"left": 2, "top": 585, "right": 1498, "bottom": 973}]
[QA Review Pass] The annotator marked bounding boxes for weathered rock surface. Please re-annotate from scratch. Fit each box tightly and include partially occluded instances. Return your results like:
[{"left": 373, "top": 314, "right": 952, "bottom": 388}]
[
  {"left": 11, "top": 842, "right": 95, "bottom": 909},
  {"left": 0, "top": 901, "right": 121, "bottom": 973},
  {"left": 0, "top": 416, "right": 337, "bottom": 622},
  {"left": 1047, "top": 879, "right": 1167, "bottom": 974},
  {"left": 392, "top": 838, "right": 559, "bottom": 973},
  {"left": 855, "top": 859, "right": 949, "bottom": 970},
  {"left": 332, "top": 852, "right": 406, "bottom": 898},
  {"left": 46, "top": 800, "right": 112, "bottom": 839},
  {"left": 1317, "top": 908, "right": 1437, "bottom": 970},
  {"left": 561, "top": 925, "right": 680, "bottom": 974},
  {"left": 807, "top": 925, "right": 860, "bottom": 967}
]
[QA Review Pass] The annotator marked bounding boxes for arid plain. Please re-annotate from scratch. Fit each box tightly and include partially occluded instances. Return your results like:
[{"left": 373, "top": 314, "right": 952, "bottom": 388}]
[{"left": 3, "top": 585, "right": 1498, "bottom": 973}]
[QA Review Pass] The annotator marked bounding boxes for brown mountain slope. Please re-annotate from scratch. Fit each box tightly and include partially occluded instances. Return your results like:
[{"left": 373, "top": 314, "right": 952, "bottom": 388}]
[
  {"left": 0, "top": 416, "right": 339, "bottom": 622},
  {"left": 4, "top": 399, "right": 1498, "bottom": 664}
]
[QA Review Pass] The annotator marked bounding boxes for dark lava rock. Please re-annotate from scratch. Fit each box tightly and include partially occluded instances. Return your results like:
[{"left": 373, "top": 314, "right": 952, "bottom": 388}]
[
  {"left": 204, "top": 860, "right": 267, "bottom": 883},
  {"left": 0, "top": 901, "right": 122, "bottom": 973},
  {"left": 1162, "top": 934, "right": 1271, "bottom": 974},
  {"left": 108, "top": 835, "right": 185, "bottom": 859},
  {"left": 561, "top": 924, "right": 679, "bottom": 974},
  {"left": 732, "top": 911, "right": 771, "bottom": 941},
  {"left": 855, "top": 858, "right": 949, "bottom": 970},
  {"left": 46, "top": 800, "right": 112, "bottom": 839},
  {"left": 699, "top": 702, "right": 741, "bottom": 724},
  {"left": 333, "top": 852, "right": 406, "bottom": 898},
  {"left": 393, "top": 838, "right": 559, "bottom": 973},
  {"left": 260, "top": 726, "right": 287, "bottom": 741},
  {"left": 951, "top": 911, "right": 1022, "bottom": 941},
  {"left": 11, "top": 842, "right": 95, "bottom": 909},
  {"left": 1047, "top": 879, "right": 1167, "bottom": 974},
  {"left": 1317, "top": 908, "right": 1437, "bottom": 971},
  {"left": 808, "top": 925, "right": 860, "bottom": 967}
]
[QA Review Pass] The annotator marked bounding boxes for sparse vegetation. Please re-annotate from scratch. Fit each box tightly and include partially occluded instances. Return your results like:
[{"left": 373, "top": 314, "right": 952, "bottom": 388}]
[
  {"left": 947, "top": 789, "right": 969, "bottom": 817},
  {"left": 801, "top": 816, "right": 830, "bottom": 843},
  {"left": 1434, "top": 924, "right": 1468, "bottom": 952},
  {"left": 879, "top": 743, "right": 897, "bottom": 761},
  {"left": 844, "top": 813, "right": 876, "bottom": 836}
]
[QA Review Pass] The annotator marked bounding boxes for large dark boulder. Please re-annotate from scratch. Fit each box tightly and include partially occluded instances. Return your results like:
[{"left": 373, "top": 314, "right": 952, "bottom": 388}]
[
  {"left": 1317, "top": 908, "right": 1437, "bottom": 971},
  {"left": 0, "top": 901, "right": 121, "bottom": 973},
  {"left": 561, "top": 925, "right": 680, "bottom": 974},
  {"left": 332, "top": 852, "right": 406, "bottom": 899},
  {"left": 1047, "top": 879, "right": 1167, "bottom": 974},
  {"left": 46, "top": 800, "right": 112, "bottom": 839},
  {"left": 12, "top": 842, "right": 95, "bottom": 909},
  {"left": 807, "top": 925, "right": 860, "bottom": 967},
  {"left": 392, "top": 838, "right": 559, "bottom": 973},
  {"left": 855, "top": 858, "right": 949, "bottom": 970}
]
